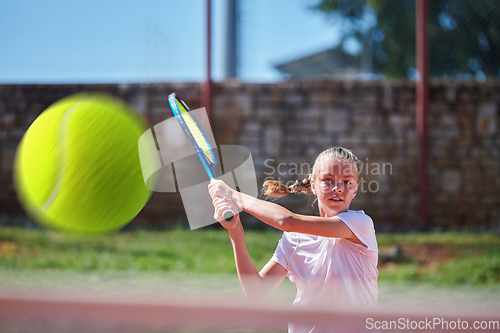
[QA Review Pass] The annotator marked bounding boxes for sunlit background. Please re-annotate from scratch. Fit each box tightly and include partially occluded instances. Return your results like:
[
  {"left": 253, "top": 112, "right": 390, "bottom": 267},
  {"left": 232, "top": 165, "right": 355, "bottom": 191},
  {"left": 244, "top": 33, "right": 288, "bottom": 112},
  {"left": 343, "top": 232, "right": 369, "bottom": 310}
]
[
  {"left": 1, "top": 0, "right": 341, "bottom": 83},
  {"left": 1, "top": 0, "right": 498, "bottom": 83},
  {"left": 1, "top": 1, "right": 500, "bottom": 331}
]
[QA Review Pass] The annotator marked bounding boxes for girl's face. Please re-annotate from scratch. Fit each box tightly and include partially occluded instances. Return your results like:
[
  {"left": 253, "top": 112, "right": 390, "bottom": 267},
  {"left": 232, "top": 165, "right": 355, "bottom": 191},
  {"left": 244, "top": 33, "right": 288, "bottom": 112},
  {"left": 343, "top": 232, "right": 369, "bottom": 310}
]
[{"left": 310, "top": 158, "right": 359, "bottom": 217}]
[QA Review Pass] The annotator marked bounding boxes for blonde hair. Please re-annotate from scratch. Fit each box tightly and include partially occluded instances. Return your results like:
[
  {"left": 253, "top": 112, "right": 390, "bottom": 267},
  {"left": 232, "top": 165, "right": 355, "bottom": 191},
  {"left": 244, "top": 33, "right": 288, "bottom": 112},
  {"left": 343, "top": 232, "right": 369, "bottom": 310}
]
[{"left": 262, "top": 147, "right": 361, "bottom": 198}]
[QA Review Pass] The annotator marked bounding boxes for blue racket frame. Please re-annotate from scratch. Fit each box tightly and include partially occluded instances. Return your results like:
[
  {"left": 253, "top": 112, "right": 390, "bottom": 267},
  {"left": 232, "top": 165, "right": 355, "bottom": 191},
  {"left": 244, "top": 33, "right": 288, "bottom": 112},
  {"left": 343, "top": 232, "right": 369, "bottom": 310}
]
[
  {"left": 168, "top": 92, "right": 234, "bottom": 221},
  {"left": 168, "top": 93, "right": 217, "bottom": 180}
]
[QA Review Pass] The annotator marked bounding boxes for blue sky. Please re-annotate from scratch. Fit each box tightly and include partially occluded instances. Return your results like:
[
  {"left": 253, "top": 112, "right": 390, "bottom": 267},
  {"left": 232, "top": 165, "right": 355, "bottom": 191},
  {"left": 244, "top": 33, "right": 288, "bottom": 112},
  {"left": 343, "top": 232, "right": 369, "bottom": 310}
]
[{"left": 0, "top": 0, "right": 342, "bottom": 83}]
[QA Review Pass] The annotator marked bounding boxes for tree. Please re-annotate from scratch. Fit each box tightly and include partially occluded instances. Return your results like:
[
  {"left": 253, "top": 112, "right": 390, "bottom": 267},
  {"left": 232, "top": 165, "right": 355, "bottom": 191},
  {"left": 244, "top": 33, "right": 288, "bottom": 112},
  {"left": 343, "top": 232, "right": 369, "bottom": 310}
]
[{"left": 313, "top": 0, "right": 500, "bottom": 79}]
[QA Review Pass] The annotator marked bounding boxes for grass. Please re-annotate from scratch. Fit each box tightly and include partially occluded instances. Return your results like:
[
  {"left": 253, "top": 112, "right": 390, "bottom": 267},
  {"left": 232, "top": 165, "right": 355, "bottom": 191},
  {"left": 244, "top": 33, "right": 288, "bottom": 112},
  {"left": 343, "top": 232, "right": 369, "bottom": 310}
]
[
  {"left": 377, "top": 232, "right": 500, "bottom": 246},
  {"left": 0, "top": 226, "right": 281, "bottom": 274},
  {"left": 377, "top": 232, "right": 500, "bottom": 285},
  {"left": 0, "top": 227, "right": 499, "bottom": 285}
]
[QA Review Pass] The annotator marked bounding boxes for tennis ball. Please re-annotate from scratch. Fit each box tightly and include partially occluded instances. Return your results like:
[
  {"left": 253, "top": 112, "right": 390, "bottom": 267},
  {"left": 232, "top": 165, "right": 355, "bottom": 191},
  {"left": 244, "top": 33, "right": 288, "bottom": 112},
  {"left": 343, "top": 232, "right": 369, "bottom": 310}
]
[{"left": 14, "top": 93, "right": 154, "bottom": 235}]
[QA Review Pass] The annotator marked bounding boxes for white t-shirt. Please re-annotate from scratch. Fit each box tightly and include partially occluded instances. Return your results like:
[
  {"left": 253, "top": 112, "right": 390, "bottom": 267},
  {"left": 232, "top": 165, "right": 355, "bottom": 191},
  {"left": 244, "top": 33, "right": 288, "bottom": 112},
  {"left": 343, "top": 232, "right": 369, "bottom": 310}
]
[{"left": 270, "top": 210, "right": 378, "bottom": 332}]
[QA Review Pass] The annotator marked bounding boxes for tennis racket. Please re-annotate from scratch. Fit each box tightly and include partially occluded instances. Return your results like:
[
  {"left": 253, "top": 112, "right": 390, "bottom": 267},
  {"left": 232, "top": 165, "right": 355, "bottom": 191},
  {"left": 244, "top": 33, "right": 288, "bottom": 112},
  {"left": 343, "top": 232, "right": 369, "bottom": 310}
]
[{"left": 168, "top": 93, "right": 234, "bottom": 221}]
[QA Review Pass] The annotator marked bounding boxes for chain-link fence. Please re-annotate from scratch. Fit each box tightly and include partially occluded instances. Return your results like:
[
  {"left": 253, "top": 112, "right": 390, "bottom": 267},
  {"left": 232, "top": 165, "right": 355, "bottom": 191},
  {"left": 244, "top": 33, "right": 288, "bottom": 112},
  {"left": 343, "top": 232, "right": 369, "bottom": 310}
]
[
  {"left": 429, "top": 0, "right": 500, "bottom": 80},
  {"left": 2, "top": 0, "right": 497, "bottom": 83},
  {"left": 0, "top": 1, "right": 205, "bottom": 83},
  {"left": 312, "top": 0, "right": 500, "bottom": 80}
]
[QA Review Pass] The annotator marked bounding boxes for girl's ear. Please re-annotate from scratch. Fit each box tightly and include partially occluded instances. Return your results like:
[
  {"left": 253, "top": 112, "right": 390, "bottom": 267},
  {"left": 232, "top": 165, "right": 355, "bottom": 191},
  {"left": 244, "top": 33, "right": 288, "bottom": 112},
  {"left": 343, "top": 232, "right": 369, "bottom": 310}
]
[
  {"left": 310, "top": 178, "right": 317, "bottom": 196},
  {"left": 352, "top": 182, "right": 359, "bottom": 199}
]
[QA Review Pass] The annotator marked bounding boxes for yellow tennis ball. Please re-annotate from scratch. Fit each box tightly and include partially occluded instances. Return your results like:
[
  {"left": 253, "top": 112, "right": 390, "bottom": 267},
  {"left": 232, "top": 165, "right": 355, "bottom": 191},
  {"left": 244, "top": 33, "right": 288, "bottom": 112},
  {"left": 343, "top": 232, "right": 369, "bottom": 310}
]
[{"left": 14, "top": 93, "right": 153, "bottom": 235}]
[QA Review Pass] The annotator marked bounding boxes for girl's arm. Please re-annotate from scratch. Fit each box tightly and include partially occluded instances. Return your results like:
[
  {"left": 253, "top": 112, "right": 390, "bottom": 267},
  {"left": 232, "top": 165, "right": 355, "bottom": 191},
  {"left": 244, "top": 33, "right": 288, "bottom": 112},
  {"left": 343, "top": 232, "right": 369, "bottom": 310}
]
[
  {"left": 212, "top": 197, "right": 287, "bottom": 302},
  {"left": 209, "top": 181, "right": 360, "bottom": 243}
]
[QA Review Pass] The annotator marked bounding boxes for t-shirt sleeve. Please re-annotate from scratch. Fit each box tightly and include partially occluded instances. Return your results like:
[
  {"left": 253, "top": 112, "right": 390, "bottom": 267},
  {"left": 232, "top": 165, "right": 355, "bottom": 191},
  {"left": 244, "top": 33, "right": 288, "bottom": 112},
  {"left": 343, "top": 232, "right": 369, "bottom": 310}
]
[
  {"left": 270, "top": 232, "right": 294, "bottom": 282},
  {"left": 336, "top": 211, "right": 377, "bottom": 252}
]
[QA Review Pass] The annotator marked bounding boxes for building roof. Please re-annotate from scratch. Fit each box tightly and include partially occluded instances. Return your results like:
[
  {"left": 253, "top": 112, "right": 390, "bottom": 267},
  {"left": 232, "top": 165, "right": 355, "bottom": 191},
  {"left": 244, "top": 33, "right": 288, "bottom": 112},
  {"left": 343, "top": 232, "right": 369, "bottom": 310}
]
[{"left": 274, "top": 48, "right": 361, "bottom": 79}]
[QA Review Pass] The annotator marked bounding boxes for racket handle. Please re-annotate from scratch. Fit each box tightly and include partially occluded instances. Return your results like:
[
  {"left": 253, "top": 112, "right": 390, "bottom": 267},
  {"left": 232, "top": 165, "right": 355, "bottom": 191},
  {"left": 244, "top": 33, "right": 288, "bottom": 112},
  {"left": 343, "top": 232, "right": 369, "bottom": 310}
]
[{"left": 222, "top": 209, "right": 235, "bottom": 221}]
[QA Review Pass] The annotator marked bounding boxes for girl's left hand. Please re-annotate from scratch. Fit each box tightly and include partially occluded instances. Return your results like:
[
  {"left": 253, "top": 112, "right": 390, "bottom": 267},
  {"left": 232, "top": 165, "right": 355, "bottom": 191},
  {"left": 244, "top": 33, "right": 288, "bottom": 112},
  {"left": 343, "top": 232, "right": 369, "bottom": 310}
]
[{"left": 212, "top": 196, "right": 240, "bottom": 231}]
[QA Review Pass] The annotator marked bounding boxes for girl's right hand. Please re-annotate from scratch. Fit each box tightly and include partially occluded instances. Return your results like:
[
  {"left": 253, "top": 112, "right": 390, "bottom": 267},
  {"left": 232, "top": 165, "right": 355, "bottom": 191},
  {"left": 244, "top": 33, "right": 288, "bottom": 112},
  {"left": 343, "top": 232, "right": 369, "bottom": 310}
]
[{"left": 212, "top": 196, "right": 240, "bottom": 232}]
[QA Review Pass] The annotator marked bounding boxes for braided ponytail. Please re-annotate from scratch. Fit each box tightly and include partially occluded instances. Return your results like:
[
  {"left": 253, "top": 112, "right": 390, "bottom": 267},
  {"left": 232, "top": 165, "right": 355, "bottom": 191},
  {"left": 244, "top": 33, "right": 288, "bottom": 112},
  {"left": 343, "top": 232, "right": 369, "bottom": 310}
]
[{"left": 262, "top": 176, "right": 312, "bottom": 198}]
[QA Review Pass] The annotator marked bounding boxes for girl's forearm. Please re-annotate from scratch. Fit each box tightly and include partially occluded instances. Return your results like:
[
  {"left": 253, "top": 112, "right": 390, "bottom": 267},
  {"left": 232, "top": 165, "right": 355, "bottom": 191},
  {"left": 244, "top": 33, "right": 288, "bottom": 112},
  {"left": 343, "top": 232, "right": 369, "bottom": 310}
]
[
  {"left": 231, "top": 192, "right": 355, "bottom": 239},
  {"left": 232, "top": 192, "right": 294, "bottom": 231},
  {"left": 228, "top": 225, "right": 267, "bottom": 302}
]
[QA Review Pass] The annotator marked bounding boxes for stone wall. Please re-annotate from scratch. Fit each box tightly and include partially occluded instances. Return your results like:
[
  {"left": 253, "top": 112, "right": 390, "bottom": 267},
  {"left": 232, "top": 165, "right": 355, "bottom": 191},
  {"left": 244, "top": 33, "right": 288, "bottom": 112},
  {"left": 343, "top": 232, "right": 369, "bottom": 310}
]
[{"left": 0, "top": 81, "right": 499, "bottom": 231}]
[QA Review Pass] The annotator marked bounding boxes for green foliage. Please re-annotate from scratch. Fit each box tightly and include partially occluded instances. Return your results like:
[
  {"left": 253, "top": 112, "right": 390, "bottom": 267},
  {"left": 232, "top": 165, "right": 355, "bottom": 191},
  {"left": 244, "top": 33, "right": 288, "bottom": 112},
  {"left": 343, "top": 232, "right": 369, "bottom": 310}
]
[
  {"left": 312, "top": 0, "right": 500, "bottom": 78},
  {"left": 313, "top": 0, "right": 366, "bottom": 18}
]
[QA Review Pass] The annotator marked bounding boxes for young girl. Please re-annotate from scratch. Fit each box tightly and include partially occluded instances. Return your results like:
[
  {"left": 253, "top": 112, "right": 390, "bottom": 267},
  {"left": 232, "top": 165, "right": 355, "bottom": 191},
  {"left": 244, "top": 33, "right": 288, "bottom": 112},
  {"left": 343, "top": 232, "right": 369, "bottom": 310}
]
[{"left": 209, "top": 147, "right": 378, "bottom": 331}]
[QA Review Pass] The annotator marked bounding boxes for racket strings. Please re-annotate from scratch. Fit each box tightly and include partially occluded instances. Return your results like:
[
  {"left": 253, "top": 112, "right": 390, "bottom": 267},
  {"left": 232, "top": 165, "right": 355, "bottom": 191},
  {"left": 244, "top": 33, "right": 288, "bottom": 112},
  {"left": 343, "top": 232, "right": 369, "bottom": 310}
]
[
  {"left": 181, "top": 112, "right": 216, "bottom": 164},
  {"left": 172, "top": 96, "right": 216, "bottom": 165}
]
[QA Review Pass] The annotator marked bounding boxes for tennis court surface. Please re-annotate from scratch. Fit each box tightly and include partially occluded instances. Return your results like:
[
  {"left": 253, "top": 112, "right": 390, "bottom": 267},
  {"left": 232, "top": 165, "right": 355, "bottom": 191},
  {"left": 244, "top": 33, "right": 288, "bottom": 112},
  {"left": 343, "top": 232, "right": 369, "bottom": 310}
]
[{"left": 1, "top": 270, "right": 499, "bottom": 332}]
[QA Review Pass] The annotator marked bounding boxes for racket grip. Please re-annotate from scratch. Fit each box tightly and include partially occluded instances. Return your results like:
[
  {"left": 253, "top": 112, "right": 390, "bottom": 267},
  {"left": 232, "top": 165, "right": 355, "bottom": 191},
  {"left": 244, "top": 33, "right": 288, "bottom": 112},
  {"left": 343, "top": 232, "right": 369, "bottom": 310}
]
[{"left": 222, "top": 209, "right": 235, "bottom": 221}]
